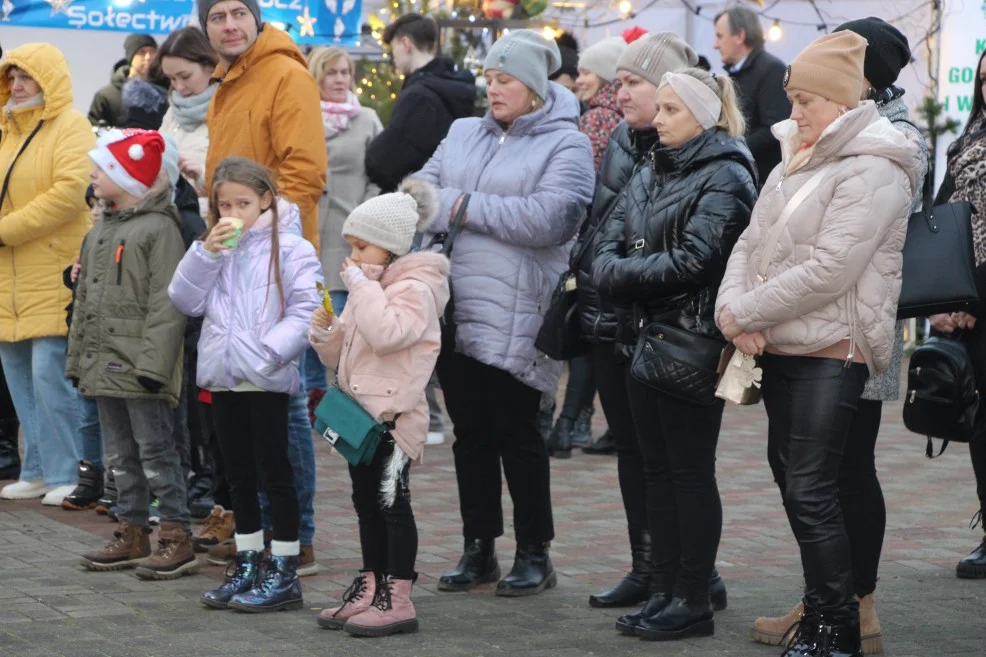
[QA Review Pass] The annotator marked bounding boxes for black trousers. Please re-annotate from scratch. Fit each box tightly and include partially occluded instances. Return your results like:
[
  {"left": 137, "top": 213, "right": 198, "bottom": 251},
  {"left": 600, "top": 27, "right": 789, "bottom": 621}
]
[
  {"left": 211, "top": 391, "right": 298, "bottom": 541},
  {"left": 559, "top": 354, "right": 595, "bottom": 420},
  {"left": 761, "top": 354, "right": 868, "bottom": 621},
  {"left": 592, "top": 343, "right": 647, "bottom": 541},
  {"left": 962, "top": 326, "right": 986, "bottom": 518},
  {"left": 350, "top": 439, "right": 417, "bottom": 579},
  {"left": 437, "top": 351, "right": 555, "bottom": 544},
  {"left": 625, "top": 372, "right": 723, "bottom": 604},
  {"left": 767, "top": 397, "right": 887, "bottom": 597}
]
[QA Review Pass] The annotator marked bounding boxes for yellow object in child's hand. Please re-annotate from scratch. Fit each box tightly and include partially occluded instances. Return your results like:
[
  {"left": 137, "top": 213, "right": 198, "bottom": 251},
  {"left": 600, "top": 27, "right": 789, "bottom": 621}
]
[{"left": 316, "top": 282, "right": 335, "bottom": 317}]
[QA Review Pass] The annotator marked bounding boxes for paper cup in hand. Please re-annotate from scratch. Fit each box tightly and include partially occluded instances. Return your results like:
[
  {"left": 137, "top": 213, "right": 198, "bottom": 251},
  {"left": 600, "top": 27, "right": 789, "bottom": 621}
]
[{"left": 219, "top": 217, "right": 244, "bottom": 248}]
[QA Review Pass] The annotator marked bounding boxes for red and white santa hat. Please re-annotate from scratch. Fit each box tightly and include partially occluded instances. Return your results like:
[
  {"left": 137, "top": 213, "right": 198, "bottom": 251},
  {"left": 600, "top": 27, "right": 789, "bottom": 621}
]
[{"left": 89, "top": 129, "right": 165, "bottom": 198}]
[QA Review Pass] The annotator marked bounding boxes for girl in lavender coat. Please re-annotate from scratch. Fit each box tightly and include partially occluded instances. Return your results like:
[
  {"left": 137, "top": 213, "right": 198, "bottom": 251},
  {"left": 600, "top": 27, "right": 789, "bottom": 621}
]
[{"left": 168, "top": 157, "right": 322, "bottom": 613}]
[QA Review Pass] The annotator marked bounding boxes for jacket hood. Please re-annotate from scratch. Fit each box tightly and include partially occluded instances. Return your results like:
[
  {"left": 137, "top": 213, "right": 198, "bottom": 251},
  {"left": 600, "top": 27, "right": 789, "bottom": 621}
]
[
  {"left": 588, "top": 79, "right": 622, "bottom": 116},
  {"left": 243, "top": 197, "right": 303, "bottom": 237},
  {"left": 774, "top": 100, "right": 922, "bottom": 193},
  {"left": 652, "top": 128, "right": 757, "bottom": 182},
  {"left": 216, "top": 25, "right": 307, "bottom": 86},
  {"left": 412, "top": 57, "right": 476, "bottom": 119},
  {"left": 122, "top": 78, "right": 168, "bottom": 114},
  {"left": 104, "top": 180, "right": 181, "bottom": 228},
  {"left": 0, "top": 43, "right": 74, "bottom": 122},
  {"left": 381, "top": 251, "right": 451, "bottom": 312},
  {"left": 111, "top": 59, "right": 130, "bottom": 86},
  {"left": 481, "top": 82, "right": 581, "bottom": 138}
]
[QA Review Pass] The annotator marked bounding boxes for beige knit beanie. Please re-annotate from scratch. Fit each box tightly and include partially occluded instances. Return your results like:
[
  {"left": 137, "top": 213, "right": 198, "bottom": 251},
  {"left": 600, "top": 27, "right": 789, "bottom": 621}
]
[
  {"left": 616, "top": 32, "right": 698, "bottom": 88},
  {"left": 579, "top": 37, "right": 628, "bottom": 82},
  {"left": 342, "top": 178, "right": 438, "bottom": 257},
  {"left": 784, "top": 31, "right": 868, "bottom": 109}
]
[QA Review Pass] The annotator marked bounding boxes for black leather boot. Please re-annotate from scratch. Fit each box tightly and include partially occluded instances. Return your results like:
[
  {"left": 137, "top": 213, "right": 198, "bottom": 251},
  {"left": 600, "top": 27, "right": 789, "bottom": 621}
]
[
  {"left": 637, "top": 596, "right": 714, "bottom": 641},
  {"left": 0, "top": 420, "right": 20, "bottom": 481},
  {"left": 956, "top": 535, "right": 986, "bottom": 579},
  {"left": 495, "top": 543, "right": 557, "bottom": 597},
  {"left": 782, "top": 607, "right": 863, "bottom": 657},
  {"left": 709, "top": 567, "right": 728, "bottom": 611},
  {"left": 547, "top": 417, "right": 574, "bottom": 459},
  {"left": 589, "top": 533, "right": 652, "bottom": 608},
  {"left": 438, "top": 538, "right": 500, "bottom": 592},
  {"left": 581, "top": 429, "right": 617, "bottom": 455},
  {"left": 615, "top": 591, "right": 671, "bottom": 635}
]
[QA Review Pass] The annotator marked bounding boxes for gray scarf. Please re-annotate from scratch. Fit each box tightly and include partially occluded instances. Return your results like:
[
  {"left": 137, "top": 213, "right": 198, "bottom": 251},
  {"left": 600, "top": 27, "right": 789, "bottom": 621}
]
[{"left": 169, "top": 83, "right": 217, "bottom": 131}]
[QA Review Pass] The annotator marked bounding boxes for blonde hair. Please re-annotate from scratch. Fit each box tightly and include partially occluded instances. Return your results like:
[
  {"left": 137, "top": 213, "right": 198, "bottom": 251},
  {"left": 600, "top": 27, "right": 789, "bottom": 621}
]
[
  {"left": 674, "top": 67, "right": 746, "bottom": 138},
  {"left": 307, "top": 47, "right": 356, "bottom": 91}
]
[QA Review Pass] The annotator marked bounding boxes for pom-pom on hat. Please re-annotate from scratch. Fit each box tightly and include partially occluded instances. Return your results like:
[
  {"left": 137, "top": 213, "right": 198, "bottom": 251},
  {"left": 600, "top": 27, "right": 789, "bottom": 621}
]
[
  {"left": 343, "top": 178, "right": 439, "bottom": 257},
  {"left": 89, "top": 129, "right": 165, "bottom": 198}
]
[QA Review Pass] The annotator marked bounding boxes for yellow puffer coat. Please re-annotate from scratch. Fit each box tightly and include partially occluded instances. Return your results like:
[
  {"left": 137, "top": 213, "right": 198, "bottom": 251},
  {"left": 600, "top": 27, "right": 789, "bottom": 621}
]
[{"left": 0, "top": 43, "right": 94, "bottom": 342}]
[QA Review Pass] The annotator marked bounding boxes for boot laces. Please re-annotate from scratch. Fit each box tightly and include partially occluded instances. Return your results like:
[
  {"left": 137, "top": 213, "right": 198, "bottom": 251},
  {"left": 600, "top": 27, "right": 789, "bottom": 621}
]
[
  {"left": 970, "top": 510, "right": 983, "bottom": 531},
  {"left": 342, "top": 573, "right": 369, "bottom": 604},
  {"left": 224, "top": 555, "right": 254, "bottom": 581},
  {"left": 371, "top": 578, "right": 394, "bottom": 612},
  {"left": 155, "top": 538, "right": 180, "bottom": 560},
  {"left": 780, "top": 613, "right": 826, "bottom": 656}
]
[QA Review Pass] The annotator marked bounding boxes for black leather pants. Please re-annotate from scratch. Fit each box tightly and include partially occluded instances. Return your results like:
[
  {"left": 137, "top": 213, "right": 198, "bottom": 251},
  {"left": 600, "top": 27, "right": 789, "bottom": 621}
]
[{"left": 760, "top": 354, "right": 868, "bottom": 621}]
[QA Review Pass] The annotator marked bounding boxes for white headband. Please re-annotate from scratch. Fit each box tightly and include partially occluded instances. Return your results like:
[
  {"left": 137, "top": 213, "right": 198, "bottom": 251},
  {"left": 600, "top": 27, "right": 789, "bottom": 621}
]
[{"left": 659, "top": 71, "right": 722, "bottom": 131}]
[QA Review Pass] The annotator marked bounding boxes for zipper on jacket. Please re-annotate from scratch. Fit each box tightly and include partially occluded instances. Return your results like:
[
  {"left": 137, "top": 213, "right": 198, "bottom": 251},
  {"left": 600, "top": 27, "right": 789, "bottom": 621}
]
[
  {"left": 115, "top": 240, "right": 126, "bottom": 285},
  {"left": 498, "top": 125, "right": 511, "bottom": 145}
]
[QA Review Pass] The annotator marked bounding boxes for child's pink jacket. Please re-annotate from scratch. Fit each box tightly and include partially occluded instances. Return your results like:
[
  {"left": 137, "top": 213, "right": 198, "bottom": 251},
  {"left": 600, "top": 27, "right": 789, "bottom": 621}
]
[{"left": 310, "top": 251, "right": 450, "bottom": 461}]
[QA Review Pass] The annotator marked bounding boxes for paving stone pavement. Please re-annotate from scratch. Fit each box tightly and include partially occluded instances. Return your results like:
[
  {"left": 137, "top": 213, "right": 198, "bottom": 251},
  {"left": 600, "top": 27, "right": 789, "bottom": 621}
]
[{"left": 1, "top": 398, "right": 985, "bottom": 656}]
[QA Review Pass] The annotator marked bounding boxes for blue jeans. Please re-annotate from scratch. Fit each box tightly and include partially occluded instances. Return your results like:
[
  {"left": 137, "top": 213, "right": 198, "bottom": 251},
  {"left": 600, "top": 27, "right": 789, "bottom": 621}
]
[
  {"left": 302, "top": 290, "right": 347, "bottom": 393},
  {"left": 78, "top": 396, "right": 103, "bottom": 468},
  {"left": 0, "top": 338, "right": 79, "bottom": 486}
]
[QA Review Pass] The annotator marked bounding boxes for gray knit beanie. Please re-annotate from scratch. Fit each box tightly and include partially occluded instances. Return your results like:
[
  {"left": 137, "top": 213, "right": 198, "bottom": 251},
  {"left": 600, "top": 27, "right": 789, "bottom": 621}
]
[
  {"left": 484, "top": 29, "right": 562, "bottom": 101},
  {"left": 579, "top": 37, "right": 627, "bottom": 82},
  {"left": 342, "top": 179, "right": 439, "bottom": 257},
  {"left": 198, "top": 0, "right": 262, "bottom": 31},
  {"left": 616, "top": 32, "right": 698, "bottom": 88}
]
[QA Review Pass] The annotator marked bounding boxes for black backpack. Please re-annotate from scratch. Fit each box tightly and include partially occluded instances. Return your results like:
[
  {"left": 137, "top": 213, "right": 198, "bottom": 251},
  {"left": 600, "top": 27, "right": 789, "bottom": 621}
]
[{"left": 903, "top": 336, "right": 980, "bottom": 457}]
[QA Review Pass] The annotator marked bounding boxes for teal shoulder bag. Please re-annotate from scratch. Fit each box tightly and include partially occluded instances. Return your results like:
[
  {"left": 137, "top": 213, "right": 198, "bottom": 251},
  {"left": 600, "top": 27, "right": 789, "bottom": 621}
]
[{"left": 313, "top": 387, "right": 396, "bottom": 466}]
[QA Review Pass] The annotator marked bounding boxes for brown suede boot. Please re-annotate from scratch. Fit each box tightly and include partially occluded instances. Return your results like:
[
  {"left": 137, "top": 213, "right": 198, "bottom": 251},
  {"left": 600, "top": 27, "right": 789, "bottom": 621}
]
[
  {"left": 859, "top": 593, "right": 883, "bottom": 654},
  {"left": 134, "top": 522, "right": 200, "bottom": 580},
  {"left": 192, "top": 506, "right": 234, "bottom": 553},
  {"left": 81, "top": 522, "right": 152, "bottom": 571},
  {"left": 751, "top": 600, "right": 803, "bottom": 646},
  {"left": 298, "top": 544, "right": 320, "bottom": 577}
]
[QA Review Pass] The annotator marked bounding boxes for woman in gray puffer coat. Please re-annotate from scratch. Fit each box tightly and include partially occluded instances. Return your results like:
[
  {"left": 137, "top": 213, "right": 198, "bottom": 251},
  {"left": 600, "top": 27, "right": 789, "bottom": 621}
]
[
  {"left": 750, "top": 20, "right": 928, "bottom": 654},
  {"left": 417, "top": 30, "right": 594, "bottom": 597}
]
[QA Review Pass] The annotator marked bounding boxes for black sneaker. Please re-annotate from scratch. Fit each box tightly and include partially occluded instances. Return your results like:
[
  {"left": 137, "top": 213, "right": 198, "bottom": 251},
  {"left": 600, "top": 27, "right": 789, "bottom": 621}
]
[
  {"left": 61, "top": 461, "right": 105, "bottom": 511},
  {"left": 95, "top": 469, "right": 117, "bottom": 515}
]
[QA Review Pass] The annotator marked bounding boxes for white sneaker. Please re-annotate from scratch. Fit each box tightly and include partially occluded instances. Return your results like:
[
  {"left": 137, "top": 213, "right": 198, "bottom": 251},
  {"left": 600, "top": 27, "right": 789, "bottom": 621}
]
[
  {"left": 1, "top": 480, "right": 49, "bottom": 500},
  {"left": 426, "top": 431, "right": 445, "bottom": 446},
  {"left": 41, "top": 485, "right": 77, "bottom": 506}
]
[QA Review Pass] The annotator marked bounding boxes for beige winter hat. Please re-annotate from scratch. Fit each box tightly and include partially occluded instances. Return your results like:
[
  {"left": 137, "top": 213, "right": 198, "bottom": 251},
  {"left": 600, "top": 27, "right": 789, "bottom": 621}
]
[
  {"left": 616, "top": 32, "right": 698, "bottom": 88},
  {"left": 342, "top": 178, "right": 438, "bottom": 257},
  {"left": 579, "top": 37, "right": 628, "bottom": 82},
  {"left": 784, "top": 31, "right": 868, "bottom": 109}
]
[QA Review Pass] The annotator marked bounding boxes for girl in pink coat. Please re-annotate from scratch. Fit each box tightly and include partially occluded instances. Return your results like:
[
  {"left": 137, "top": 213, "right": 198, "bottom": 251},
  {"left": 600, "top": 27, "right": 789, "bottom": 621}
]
[{"left": 308, "top": 178, "right": 450, "bottom": 638}]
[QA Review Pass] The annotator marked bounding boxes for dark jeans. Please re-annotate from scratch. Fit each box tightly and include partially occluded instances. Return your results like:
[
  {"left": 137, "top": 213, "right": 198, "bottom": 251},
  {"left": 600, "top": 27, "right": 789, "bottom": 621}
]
[
  {"left": 625, "top": 372, "right": 723, "bottom": 604},
  {"left": 761, "top": 354, "right": 869, "bottom": 621},
  {"left": 97, "top": 397, "right": 189, "bottom": 529},
  {"left": 350, "top": 439, "right": 417, "bottom": 578},
  {"left": 212, "top": 391, "right": 299, "bottom": 542},
  {"left": 559, "top": 354, "right": 595, "bottom": 420},
  {"left": 767, "top": 397, "right": 887, "bottom": 597},
  {"left": 592, "top": 343, "right": 647, "bottom": 541},
  {"left": 963, "top": 326, "right": 986, "bottom": 517},
  {"left": 437, "top": 351, "right": 554, "bottom": 544}
]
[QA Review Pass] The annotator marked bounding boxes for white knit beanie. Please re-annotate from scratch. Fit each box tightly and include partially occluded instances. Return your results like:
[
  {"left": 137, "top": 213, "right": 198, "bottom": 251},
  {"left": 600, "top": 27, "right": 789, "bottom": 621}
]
[
  {"left": 578, "top": 37, "right": 627, "bottom": 82},
  {"left": 342, "top": 178, "right": 439, "bottom": 257}
]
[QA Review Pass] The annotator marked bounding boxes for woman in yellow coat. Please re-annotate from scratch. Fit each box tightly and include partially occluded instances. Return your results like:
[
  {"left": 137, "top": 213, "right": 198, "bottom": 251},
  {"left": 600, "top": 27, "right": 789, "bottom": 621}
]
[{"left": 0, "top": 43, "right": 94, "bottom": 504}]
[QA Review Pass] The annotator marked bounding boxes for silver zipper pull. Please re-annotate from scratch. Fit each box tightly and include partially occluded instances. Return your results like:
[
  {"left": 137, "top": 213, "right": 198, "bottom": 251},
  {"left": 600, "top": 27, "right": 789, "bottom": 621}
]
[
  {"left": 499, "top": 132, "right": 506, "bottom": 145},
  {"left": 909, "top": 390, "right": 916, "bottom": 403},
  {"left": 776, "top": 176, "right": 784, "bottom": 192}
]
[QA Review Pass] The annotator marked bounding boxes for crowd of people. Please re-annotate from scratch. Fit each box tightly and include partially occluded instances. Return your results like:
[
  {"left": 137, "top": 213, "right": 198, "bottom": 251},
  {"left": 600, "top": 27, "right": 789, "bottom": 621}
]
[{"left": 1, "top": 1, "right": 986, "bottom": 654}]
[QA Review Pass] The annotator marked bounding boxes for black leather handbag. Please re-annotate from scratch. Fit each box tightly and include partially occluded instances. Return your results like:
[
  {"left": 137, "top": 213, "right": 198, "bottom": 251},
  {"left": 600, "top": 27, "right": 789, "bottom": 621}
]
[
  {"left": 903, "top": 334, "right": 980, "bottom": 457},
  {"left": 431, "top": 195, "right": 470, "bottom": 355},
  {"left": 897, "top": 172, "right": 979, "bottom": 319},
  {"left": 630, "top": 320, "right": 727, "bottom": 406}
]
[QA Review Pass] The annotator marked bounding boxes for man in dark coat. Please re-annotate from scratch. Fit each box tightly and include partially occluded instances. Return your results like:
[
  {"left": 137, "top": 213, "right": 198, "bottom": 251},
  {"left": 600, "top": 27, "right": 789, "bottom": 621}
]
[
  {"left": 88, "top": 34, "right": 158, "bottom": 128},
  {"left": 365, "top": 13, "right": 475, "bottom": 193},
  {"left": 714, "top": 6, "right": 791, "bottom": 188}
]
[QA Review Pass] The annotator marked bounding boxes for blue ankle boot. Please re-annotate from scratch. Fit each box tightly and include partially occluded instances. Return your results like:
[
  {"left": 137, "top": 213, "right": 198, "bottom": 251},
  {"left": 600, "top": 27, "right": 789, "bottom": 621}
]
[
  {"left": 201, "top": 551, "right": 263, "bottom": 609},
  {"left": 227, "top": 555, "right": 303, "bottom": 613}
]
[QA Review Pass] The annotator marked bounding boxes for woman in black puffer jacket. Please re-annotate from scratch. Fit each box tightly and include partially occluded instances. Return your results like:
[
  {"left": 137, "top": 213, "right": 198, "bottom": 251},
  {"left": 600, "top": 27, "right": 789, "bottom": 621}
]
[{"left": 593, "top": 67, "right": 756, "bottom": 641}]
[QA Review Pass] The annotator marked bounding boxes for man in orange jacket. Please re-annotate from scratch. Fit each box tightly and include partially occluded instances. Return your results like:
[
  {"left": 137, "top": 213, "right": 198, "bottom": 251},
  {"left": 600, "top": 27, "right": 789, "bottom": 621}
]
[{"left": 202, "top": 0, "right": 327, "bottom": 252}]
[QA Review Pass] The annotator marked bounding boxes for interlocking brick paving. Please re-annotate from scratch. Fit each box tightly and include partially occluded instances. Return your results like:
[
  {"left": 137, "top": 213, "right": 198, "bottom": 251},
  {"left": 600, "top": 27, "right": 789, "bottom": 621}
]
[{"left": 0, "top": 394, "right": 984, "bottom": 656}]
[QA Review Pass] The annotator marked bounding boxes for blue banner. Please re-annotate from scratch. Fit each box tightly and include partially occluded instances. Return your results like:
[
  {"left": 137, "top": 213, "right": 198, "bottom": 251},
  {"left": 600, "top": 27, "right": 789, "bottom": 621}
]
[{"left": 1, "top": 0, "right": 362, "bottom": 46}]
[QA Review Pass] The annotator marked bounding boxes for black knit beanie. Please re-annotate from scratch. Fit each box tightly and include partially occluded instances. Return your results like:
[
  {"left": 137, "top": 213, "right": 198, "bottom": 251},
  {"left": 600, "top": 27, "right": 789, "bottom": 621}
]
[
  {"left": 834, "top": 17, "right": 910, "bottom": 92},
  {"left": 551, "top": 46, "right": 579, "bottom": 81},
  {"left": 124, "top": 34, "right": 158, "bottom": 64}
]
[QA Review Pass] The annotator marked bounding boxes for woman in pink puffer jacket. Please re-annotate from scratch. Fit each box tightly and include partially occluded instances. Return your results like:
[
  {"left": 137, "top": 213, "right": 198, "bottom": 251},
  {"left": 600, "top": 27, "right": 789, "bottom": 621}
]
[{"left": 308, "top": 179, "right": 449, "bottom": 639}]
